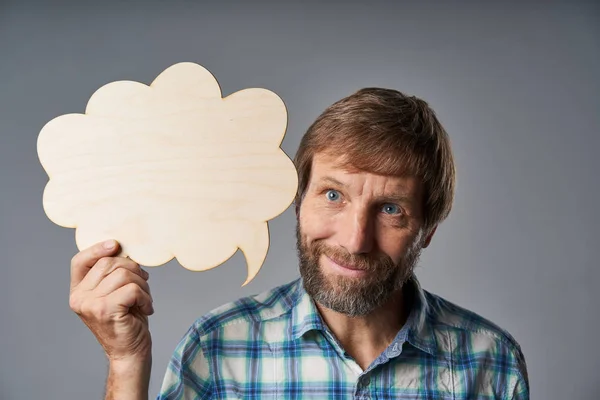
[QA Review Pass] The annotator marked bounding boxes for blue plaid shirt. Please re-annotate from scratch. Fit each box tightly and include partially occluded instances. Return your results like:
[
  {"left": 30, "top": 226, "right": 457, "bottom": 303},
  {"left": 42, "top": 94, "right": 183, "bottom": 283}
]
[{"left": 158, "top": 276, "right": 529, "bottom": 399}]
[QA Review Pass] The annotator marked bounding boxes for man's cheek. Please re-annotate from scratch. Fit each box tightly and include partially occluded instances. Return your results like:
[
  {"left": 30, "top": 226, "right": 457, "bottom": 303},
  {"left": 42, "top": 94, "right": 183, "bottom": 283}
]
[{"left": 306, "top": 223, "right": 335, "bottom": 244}]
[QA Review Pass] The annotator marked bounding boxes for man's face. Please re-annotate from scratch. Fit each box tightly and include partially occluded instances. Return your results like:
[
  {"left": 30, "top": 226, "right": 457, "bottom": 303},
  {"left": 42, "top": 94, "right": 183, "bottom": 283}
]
[{"left": 296, "top": 152, "right": 433, "bottom": 317}]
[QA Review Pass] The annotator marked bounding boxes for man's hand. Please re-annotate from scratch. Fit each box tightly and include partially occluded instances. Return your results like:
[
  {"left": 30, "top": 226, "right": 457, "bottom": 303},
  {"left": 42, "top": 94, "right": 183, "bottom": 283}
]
[{"left": 69, "top": 239, "right": 154, "bottom": 400}]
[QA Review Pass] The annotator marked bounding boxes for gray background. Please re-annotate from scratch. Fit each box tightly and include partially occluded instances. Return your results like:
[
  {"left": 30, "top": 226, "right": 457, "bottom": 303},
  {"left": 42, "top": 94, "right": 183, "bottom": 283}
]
[{"left": 1, "top": 1, "right": 598, "bottom": 399}]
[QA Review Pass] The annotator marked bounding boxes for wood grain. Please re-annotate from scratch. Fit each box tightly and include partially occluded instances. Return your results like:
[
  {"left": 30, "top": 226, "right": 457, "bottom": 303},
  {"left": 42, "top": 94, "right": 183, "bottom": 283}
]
[{"left": 37, "top": 62, "right": 298, "bottom": 285}]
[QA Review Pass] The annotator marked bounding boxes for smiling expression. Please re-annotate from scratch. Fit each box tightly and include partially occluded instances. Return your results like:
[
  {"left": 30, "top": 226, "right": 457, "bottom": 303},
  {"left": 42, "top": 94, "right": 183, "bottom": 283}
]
[{"left": 296, "top": 152, "right": 432, "bottom": 316}]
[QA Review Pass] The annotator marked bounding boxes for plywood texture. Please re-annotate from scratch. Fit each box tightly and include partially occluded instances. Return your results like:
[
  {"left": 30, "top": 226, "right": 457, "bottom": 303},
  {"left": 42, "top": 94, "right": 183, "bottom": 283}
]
[{"left": 37, "top": 62, "right": 298, "bottom": 285}]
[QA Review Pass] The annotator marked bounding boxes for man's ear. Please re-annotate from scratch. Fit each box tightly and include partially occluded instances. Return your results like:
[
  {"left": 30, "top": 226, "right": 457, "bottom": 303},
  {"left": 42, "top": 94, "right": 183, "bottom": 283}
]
[{"left": 422, "top": 225, "right": 437, "bottom": 248}]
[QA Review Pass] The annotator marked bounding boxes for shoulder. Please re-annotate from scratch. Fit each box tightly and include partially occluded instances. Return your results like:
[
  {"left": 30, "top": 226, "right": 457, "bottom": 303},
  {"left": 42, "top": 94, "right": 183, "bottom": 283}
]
[
  {"left": 424, "top": 289, "right": 527, "bottom": 365},
  {"left": 422, "top": 289, "right": 530, "bottom": 396},
  {"left": 191, "top": 278, "right": 301, "bottom": 338}
]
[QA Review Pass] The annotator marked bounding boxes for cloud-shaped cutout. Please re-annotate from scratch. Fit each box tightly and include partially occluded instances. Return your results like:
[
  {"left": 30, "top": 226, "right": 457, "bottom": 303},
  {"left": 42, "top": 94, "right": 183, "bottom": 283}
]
[{"left": 37, "top": 62, "right": 298, "bottom": 286}]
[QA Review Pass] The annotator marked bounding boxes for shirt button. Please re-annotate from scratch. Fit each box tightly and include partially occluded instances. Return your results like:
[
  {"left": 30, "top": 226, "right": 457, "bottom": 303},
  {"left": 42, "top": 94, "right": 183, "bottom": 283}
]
[{"left": 360, "top": 375, "right": 371, "bottom": 386}]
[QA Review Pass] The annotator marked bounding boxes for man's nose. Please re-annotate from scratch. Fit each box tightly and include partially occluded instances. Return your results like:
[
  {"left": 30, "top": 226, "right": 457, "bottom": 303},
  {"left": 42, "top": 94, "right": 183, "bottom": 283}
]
[{"left": 340, "top": 206, "right": 375, "bottom": 255}]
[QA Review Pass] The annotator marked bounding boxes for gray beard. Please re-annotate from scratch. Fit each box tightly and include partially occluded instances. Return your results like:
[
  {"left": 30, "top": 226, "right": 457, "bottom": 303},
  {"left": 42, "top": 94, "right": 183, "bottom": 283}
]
[{"left": 296, "top": 225, "right": 423, "bottom": 317}]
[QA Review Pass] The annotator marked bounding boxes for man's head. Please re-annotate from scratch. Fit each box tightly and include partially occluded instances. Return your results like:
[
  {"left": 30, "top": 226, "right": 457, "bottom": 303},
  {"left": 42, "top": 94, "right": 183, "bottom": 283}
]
[{"left": 294, "top": 88, "right": 455, "bottom": 317}]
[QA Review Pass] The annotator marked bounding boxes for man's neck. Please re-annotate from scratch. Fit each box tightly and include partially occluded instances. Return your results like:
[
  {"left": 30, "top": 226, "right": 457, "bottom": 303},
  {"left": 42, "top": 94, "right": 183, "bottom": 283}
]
[{"left": 315, "top": 289, "right": 410, "bottom": 371}]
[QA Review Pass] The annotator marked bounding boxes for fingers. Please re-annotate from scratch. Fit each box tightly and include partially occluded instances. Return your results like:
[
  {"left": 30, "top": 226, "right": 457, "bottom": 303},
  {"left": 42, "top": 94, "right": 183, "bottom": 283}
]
[
  {"left": 95, "top": 268, "right": 151, "bottom": 298},
  {"left": 70, "top": 240, "right": 121, "bottom": 290},
  {"left": 112, "top": 282, "right": 155, "bottom": 316},
  {"left": 78, "top": 256, "right": 148, "bottom": 292}
]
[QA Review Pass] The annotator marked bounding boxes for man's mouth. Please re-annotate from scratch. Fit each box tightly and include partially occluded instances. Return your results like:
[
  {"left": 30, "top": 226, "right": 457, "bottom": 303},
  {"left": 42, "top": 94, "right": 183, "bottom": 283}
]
[
  {"left": 330, "top": 257, "right": 361, "bottom": 270},
  {"left": 323, "top": 255, "right": 367, "bottom": 276}
]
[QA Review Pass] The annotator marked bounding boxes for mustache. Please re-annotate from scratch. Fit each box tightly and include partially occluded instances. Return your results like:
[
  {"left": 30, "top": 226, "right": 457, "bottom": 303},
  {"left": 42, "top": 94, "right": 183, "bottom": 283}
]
[{"left": 310, "top": 240, "right": 395, "bottom": 272}]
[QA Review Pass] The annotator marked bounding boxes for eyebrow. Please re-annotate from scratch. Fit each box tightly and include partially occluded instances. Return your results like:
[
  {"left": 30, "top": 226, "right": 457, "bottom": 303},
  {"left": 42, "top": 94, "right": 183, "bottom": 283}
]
[
  {"left": 316, "top": 176, "right": 413, "bottom": 205},
  {"left": 318, "top": 176, "right": 347, "bottom": 188}
]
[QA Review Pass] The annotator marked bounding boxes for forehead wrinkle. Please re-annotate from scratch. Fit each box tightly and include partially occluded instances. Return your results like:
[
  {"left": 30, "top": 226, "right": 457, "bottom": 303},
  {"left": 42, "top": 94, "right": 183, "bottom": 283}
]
[{"left": 362, "top": 175, "right": 412, "bottom": 202}]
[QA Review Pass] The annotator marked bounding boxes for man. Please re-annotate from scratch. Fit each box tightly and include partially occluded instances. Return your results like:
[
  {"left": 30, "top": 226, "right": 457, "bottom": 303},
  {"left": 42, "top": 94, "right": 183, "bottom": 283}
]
[{"left": 69, "top": 88, "right": 529, "bottom": 399}]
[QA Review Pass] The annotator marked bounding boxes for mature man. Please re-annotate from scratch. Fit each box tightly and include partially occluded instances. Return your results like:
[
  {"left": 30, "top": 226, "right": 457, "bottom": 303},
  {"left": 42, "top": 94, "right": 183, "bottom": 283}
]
[{"left": 69, "top": 88, "right": 529, "bottom": 399}]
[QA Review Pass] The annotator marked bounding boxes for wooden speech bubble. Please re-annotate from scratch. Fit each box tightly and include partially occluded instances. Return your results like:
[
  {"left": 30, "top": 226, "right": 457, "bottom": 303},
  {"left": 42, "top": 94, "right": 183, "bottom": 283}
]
[{"left": 37, "top": 62, "right": 298, "bottom": 286}]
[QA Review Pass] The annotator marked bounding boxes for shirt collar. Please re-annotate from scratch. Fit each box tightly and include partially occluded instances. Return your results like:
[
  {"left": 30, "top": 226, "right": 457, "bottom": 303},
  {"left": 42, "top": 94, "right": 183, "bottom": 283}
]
[
  {"left": 290, "top": 278, "right": 326, "bottom": 339},
  {"left": 401, "top": 275, "right": 437, "bottom": 356},
  {"left": 289, "top": 275, "right": 437, "bottom": 357}
]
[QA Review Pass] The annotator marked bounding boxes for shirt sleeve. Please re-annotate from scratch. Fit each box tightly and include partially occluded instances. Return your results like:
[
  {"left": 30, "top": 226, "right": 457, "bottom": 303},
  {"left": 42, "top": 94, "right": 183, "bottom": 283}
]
[
  {"left": 156, "top": 324, "right": 213, "bottom": 400},
  {"left": 509, "top": 370, "right": 529, "bottom": 400},
  {"left": 508, "top": 347, "right": 530, "bottom": 400}
]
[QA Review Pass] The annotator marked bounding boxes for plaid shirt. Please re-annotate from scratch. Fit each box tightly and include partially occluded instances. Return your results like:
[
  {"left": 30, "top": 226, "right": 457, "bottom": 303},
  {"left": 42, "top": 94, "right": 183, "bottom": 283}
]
[{"left": 158, "top": 276, "right": 529, "bottom": 399}]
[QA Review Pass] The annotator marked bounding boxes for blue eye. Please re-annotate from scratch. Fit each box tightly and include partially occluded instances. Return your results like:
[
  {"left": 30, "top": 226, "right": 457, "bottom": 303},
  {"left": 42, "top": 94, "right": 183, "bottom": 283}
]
[
  {"left": 382, "top": 203, "right": 400, "bottom": 215},
  {"left": 325, "top": 189, "right": 341, "bottom": 202}
]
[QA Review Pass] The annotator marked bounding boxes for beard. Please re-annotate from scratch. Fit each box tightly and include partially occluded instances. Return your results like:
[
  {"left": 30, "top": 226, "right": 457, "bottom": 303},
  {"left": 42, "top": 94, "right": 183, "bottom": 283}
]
[{"left": 296, "top": 224, "right": 423, "bottom": 317}]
